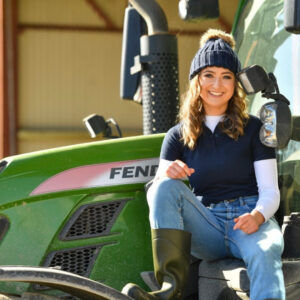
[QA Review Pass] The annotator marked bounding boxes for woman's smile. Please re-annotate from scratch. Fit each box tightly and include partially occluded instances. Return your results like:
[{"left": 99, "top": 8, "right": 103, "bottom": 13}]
[{"left": 209, "top": 91, "right": 224, "bottom": 97}]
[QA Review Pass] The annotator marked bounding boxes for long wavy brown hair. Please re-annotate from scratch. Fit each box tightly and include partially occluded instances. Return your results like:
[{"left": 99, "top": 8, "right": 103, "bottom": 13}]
[{"left": 179, "top": 73, "right": 249, "bottom": 150}]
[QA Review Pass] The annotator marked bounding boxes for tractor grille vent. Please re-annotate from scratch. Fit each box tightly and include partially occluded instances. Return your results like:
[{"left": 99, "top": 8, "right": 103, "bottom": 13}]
[
  {"left": 46, "top": 245, "right": 100, "bottom": 277},
  {"left": 59, "top": 199, "right": 127, "bottom": 241},
  {"left": 35, "top": 245, "right": 105, "bottom": 290}
]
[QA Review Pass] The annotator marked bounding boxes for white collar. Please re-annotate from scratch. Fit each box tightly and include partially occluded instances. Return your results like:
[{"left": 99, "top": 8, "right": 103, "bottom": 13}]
[{"left": 204, "top": 115, "right": 224, "bottom": 133}]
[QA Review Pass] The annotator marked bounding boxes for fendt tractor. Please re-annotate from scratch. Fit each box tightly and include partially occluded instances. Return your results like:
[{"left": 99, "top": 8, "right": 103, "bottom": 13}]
[{"left": 0, "top": 0, "right": 300, "bottom": 299}]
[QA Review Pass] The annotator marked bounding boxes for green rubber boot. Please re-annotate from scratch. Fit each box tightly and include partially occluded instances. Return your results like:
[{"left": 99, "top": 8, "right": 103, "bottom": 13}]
[{"left": 122, "top": 228, "right": 191, "bottom": 300}]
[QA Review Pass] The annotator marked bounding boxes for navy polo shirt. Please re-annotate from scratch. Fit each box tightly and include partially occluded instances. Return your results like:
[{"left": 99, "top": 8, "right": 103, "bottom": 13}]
[{"left": 160, "top": 115, "right": 276, "bottom": 206}]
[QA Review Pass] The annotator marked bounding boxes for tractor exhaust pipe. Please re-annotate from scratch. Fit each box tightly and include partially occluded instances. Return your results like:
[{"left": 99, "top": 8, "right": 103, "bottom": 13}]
[
  {"left": 129, "top": 0, "right": 168, "bottom": 34},
  {"left": 129, "top": 0, "right": 179, "bottom": 135}
]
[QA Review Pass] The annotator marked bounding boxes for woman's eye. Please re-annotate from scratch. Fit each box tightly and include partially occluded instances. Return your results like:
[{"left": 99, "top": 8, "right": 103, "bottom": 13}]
[
  {"left": 224, "top": 75, "right": 233, "bottom": 80},
  {"left": 203, "top": 73, "right": 213, "bottom": 78}
]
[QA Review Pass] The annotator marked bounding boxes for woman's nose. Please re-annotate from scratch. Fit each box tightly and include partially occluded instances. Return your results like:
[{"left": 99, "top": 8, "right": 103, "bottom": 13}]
[{"left": 212, "top": 77, "right": 221, "bottom": 88}]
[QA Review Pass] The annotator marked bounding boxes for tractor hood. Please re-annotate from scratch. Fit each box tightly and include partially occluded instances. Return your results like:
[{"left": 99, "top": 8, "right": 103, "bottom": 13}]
[{"left": 0, "top": 134, "right": 163, "bottom": 207}]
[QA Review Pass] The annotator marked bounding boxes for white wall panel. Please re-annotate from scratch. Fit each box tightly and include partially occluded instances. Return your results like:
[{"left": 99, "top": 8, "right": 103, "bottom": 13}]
[
  {"left": 18, "top": 0, "right": 125, "bottom": 27},
  {"left": 18, "top": 30, "right": 143, "bottom": 131}
]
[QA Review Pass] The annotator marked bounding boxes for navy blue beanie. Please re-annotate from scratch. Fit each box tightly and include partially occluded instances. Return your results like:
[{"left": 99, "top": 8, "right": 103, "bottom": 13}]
[{"left": 189, "top": 30, "right": 241, "bottom": 80}]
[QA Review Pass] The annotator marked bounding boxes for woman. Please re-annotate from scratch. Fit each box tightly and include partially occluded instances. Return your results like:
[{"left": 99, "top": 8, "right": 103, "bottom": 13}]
[{"left": 123, "top": 29, "right": 285, "bottom": 300}]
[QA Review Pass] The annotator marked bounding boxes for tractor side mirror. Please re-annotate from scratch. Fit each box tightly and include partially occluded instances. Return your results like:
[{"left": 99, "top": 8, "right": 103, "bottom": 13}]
[
  {"left": 284, "top": 0, "right": 300, "bottom": 34},
  {"left": 237, "top": 65, "right": 292, "bottom": 149},
  {"left": 120, "top": 6, "right": 144, "bottom": 101},
  {"left": 178, "top": 0, "right": 219, "bottom": 21}
]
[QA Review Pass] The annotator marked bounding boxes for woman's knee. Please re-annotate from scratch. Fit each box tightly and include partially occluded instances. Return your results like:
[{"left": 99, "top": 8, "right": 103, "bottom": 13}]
[
  {"left": 147, "top": 178, "right": 189, "bottom": 211},
  {"left": 148, "top": 178, "right": 187, "bottom": 198},
  {"left": 147, "top": 178, "right": 186, "bottom": 229}
]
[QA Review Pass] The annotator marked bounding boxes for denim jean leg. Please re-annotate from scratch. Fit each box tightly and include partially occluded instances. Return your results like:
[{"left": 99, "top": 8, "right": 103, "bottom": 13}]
[
  {"left": 147, "top": 178, "right": 228, "bottom": 260},
  {"left": 228, "top": 217, "right": 285, "bottom": 300}
]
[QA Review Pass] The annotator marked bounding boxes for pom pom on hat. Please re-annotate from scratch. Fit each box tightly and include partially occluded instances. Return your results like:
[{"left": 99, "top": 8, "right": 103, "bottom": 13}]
[
  {"left": 199, "top": 29, "right": 236, "bottom": 49},
  {"left": 189, "top": 29, "right": 241, "bottom": 80}
]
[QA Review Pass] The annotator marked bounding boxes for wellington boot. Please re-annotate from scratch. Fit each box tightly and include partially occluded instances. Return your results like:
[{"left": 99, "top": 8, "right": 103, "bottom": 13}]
[{"left": 122, "top": 228, "right": 191, "bottom": 300}]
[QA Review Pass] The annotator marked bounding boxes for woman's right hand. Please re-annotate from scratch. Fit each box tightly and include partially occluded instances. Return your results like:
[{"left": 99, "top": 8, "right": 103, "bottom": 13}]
[{"left": 164, "top": 160, "right": 195, "bottom": 179}]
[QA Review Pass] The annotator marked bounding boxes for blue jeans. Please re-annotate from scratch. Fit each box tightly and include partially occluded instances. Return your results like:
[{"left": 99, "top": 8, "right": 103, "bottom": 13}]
[{"left": 147, "top": 178, "right": 285, "bottom": 300}]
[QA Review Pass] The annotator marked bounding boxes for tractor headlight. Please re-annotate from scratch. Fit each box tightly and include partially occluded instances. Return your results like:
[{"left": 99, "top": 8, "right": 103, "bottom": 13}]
[
  {"left": 259, "top": 103, "right": 278, "bottom": 147},
  {"left": 238, "top": 64, "right": 292, "bottom": 149},
  {"left": 259, "top": 101, "right": 292, "bottom": 149}
]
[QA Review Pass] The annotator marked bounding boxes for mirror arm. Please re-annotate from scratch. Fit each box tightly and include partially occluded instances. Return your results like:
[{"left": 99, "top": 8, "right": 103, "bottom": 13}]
[
  {"left": 262, "top": 92, "right": 290, "bottom": 105},
  {"left": 268, "top": 72, "right": 280, "bottom": 93}
]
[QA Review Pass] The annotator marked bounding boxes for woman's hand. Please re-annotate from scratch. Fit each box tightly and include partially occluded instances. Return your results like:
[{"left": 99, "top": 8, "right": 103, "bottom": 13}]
[
  {"left": 233, "top": 210, "right": 265, "bottom": 234},
  {"left": 164, "top": 160, "right": 195, "bottom": 179}
]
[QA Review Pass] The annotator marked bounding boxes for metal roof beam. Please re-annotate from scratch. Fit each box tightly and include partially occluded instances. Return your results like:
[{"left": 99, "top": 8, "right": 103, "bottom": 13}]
[{"left": 84, "top": 0, "right": 117, "bottom": 29}]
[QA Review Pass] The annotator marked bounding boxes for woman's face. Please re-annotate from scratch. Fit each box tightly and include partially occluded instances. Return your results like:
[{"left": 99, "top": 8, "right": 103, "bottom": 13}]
[{"left": 198, "top": 66, "right": 235, "bottom": 115}]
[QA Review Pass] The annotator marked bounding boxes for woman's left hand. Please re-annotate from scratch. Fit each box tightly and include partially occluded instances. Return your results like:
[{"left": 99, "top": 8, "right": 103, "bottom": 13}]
[{"left": 233, "top": 210, "right": 265, "bottom": 234}]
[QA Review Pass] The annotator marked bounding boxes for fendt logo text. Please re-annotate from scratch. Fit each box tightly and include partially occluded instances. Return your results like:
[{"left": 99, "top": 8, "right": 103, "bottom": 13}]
[{"left": 110, "top": 165, "right": 158, "bottom": 179}]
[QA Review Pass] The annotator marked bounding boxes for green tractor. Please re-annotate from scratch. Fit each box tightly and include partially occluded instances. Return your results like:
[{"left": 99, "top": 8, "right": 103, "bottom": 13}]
[{"left": 0, "top": 0, "right": 300, "bottom": 299}]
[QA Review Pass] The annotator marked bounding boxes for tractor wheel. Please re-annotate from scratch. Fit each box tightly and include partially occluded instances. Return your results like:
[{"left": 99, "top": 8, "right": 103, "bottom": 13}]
[
  {"left": 0, "top": 295, "right": 20, "bottom": 300},
  {"left": 0, "top": 294, "right": 62, "bottom": 300}
]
